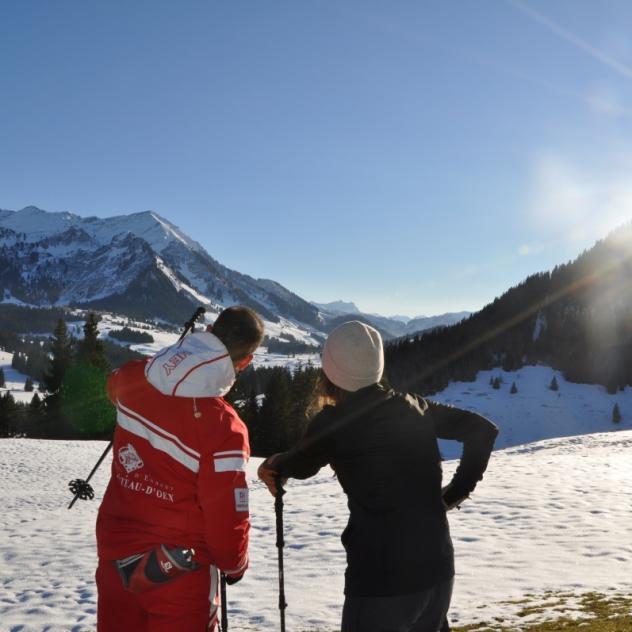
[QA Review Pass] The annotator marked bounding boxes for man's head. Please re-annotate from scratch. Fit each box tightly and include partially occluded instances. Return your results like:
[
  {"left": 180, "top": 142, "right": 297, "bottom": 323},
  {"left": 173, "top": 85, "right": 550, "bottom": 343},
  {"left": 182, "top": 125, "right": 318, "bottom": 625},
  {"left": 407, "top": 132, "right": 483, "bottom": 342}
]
[{"left": 211, "top": 305, "right": 264, "bottom": 370}]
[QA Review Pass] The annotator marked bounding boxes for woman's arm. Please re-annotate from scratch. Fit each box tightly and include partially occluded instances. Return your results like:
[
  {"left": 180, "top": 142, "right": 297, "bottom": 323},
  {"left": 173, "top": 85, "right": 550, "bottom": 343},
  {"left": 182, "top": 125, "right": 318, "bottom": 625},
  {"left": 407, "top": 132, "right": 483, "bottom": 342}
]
[{"left": 425, "top": 399, "right": 499, "bottom": 507}]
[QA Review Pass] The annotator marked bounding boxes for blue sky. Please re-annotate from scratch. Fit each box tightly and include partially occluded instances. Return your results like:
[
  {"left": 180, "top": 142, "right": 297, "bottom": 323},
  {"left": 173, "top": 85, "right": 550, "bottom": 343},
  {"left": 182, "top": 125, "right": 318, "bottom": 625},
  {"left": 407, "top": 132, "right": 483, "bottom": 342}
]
[{"left": 2, "top": 1, "right": 632, "bottom": 317}]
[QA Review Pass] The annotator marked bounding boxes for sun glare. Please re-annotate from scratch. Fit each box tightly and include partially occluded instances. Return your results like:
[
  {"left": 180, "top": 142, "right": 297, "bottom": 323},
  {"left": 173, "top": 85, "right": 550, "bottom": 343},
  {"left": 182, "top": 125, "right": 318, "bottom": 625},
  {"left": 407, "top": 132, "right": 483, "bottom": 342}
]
[{"left": 528, "top": 155, "right": 632, "bottom": 246}]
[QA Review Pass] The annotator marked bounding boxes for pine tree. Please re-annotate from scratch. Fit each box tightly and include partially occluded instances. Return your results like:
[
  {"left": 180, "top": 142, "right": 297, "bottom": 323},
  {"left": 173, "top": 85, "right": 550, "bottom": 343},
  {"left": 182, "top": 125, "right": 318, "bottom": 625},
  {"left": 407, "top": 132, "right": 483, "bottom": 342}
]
[
  {"left": 288, "top": 366, "right": 320, "bottom": 445},
  {"left": 62, "top": 312, "right": 114, "bottom": 437},
  {"left": 0, "top": 391, "right": 17, "bottom": 437},
  {"left": 257, "top": 369, "right": 293, "bottom": 456},
  {"left": 243, "top": 390, "right": 263, "bottom": 455},
  {"left": 0, "top": 367, "right": 5, "bottom": 388},
  {"left": 24, "top": 392, "right": 43, "bottom": 437},
  {"left": 549, "top": 376, "right": 559, "bottom": 391},
  {"left": 24, "top": 377, "right": 34, "bottom": 392},
  {"left": 0, "top": 394, "right": 9, "bottom": 438},
  {"left": 510, "top": 382, "right": 518, "bottom": 394},
  {"left": 42, "top": 319, "right": 72, "bottom": 395},
  {"left": 30, "top": 391, "right": 41, "bottom": 411},
  {"left": 612, "top": 403, "right": 622, "bottom": 424},
  {"left": 492, "top": 377, "right": 501, "bottom": 390},
  {"left": 61, "top": 364, "right": 116, "bottom": 437},
  {"left": 75, "top": 312, "right": 108, "bottom": 370},
  {"left": 42, "top": 319, "right": 73, "bottom": 436}
]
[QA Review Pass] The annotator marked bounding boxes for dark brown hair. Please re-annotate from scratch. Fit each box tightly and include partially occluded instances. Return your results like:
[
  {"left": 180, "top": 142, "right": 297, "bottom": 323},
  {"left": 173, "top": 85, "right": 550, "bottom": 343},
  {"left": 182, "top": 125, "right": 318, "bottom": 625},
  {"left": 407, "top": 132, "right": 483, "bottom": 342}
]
[{"left": 212, "top": 305, "right": 264, "bottom": 362}]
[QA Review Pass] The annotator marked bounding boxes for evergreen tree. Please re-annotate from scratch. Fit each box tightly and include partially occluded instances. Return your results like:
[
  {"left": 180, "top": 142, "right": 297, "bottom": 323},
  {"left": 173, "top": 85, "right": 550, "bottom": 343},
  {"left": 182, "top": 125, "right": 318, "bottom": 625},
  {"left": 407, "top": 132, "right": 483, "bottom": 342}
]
[
  {"left": 41, "top": 319, "right": 73, "bottom": 437},
  {"left": 26, "top": 392, "right": 43, "bottom": 437},
  {"left": 42, "top": 319, "right": 72, "bottom": 395},
  {"left": 549, "top": 376, "right": 559, "bottom": 391},
  {"left": 0, "top": 394, "right": 9, "bottom": 438},
  {"left": 0, "top": 391, "right": 17, "bottom": 437},
  {"left": 62, "top": 313, "right": 114, "bottom": 437},
  {"left": 243, "top": 390, "right": 263, "bottom": 455},
  {"left": 612, "top": 403, "right": 622, "bottom": 424},
  {"left": 61, "top": 364, "right": 116, "bottom": 437},
  {"left": 510, "top": 382, "right": 518, "bottom": 394},
  {"left": 30, "top": 391, "right": 41, "bottom": 410},
  {"left": 75, "top": 312, "right": 108, "bottom": 370},
  {"left": 24, "top": 377, "right": 34, "bottom": 392},
  {"left": 288, "top": 366, "right": 320, "bottom": 445},
  {"left": 0, "top": 367, "right": 4, "bottom": 388},
  {"left": 492, "top": 377, "right": 501, "bottom": 390},
  {"left": 257, "top": 369, "right": 293, "bottom": 456}
]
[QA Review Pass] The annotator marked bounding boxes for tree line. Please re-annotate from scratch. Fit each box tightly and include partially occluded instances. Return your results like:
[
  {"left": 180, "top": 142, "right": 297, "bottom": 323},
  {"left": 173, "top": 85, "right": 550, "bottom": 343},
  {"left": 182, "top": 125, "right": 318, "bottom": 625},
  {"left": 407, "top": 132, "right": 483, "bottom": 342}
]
[
  {"left": 0, "top": 314, "right": 118, "bottom": 439},
  {"left": 0, "top": 314, "right": 323, "bottom": 456},
  {"left": 227, "top": 364, "right": 322, "bottom": 457}
]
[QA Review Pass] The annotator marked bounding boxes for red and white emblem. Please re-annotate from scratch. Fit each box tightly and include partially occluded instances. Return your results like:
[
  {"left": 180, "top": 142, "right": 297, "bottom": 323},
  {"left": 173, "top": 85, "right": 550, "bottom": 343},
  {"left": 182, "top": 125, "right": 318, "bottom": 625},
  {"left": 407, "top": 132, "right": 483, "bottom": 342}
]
[{"left": 118, "top": 443, "right": 144, "bottom": 474}]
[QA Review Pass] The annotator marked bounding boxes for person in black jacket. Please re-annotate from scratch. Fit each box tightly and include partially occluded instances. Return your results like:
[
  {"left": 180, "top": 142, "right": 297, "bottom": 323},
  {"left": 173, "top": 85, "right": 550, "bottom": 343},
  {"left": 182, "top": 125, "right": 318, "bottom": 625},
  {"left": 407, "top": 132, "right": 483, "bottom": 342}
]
[{"left": 258, "top": 320, "right": 498, "bottom": 632}]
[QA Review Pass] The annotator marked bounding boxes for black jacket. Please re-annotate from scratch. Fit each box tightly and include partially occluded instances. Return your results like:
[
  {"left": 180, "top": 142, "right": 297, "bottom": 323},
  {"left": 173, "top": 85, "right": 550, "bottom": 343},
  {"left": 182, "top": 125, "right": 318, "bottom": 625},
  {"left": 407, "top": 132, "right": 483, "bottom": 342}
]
[{"left": 271, "top": 384, "right": 498, "bottom": 597}]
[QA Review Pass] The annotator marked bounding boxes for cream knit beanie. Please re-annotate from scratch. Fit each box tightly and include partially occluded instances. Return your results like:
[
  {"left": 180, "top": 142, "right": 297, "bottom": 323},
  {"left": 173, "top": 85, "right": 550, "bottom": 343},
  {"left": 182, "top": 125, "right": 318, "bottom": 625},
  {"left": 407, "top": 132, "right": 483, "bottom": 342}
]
[{"left": 322, "top": 321, "right": 384, "bottom": 392}]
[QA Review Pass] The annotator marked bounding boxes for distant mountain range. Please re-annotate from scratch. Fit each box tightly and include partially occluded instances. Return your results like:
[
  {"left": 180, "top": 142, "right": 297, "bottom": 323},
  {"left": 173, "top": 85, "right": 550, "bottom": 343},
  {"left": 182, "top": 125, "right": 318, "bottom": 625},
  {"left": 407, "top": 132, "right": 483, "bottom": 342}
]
[
  {"left": 0, "top": 206, "right": 467, "bottom": 340},
  {"left": 313, "top": 300, "right": 470, "bottom": 339}
]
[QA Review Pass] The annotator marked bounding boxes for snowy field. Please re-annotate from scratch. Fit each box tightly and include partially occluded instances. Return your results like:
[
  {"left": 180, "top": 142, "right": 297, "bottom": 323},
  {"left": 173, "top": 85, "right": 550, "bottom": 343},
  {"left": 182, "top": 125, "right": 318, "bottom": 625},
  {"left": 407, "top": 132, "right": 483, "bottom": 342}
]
[
  {"left": 0, "top": 351, "right": 38, "bottom": 405},
  {"left": 2, "top": 430, "right": 632, "bottom": 631},
  {"left": 432, "top": 365, "right": 632, "bottom": 457}
]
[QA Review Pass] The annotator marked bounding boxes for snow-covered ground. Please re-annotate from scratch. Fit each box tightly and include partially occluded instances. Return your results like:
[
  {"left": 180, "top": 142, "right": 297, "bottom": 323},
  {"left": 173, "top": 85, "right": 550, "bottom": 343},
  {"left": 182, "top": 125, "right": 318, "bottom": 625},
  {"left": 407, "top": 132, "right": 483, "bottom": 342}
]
[
  {"left": 0, "top": 351, "right": 38, "bottom": 405},
  {"left": 2, "top": 430, "right": 631, "bottom": 631},
  {"left": 433, "top": 365, "right": 632, "bottom": 458}
]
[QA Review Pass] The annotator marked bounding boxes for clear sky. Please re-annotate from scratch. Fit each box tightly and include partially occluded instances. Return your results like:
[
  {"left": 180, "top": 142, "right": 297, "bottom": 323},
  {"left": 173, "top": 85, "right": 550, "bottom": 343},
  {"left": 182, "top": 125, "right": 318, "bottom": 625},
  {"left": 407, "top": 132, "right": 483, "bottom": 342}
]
[{"left": 2, "top": 1, "right": 632, "bottom": 317}]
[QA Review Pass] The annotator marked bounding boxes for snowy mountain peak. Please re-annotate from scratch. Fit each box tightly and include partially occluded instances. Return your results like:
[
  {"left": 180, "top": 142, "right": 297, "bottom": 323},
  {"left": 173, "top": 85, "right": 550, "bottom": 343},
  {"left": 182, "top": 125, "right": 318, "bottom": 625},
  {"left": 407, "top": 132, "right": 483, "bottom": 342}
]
[
  {"left": 0, "top": 206, "right": 206, "bottom": 256},
  {"left": 0, "top": 205, "right": 323, "bottom": 332},
  {"left": 1, "top": 206, "right": 79, "bottom": 238}
]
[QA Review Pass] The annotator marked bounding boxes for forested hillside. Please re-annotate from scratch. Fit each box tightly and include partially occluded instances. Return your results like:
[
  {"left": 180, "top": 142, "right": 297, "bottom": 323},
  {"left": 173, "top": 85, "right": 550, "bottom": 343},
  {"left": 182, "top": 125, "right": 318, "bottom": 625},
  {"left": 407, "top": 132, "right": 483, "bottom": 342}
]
[{"left": 387, "top": 224, "right": 632, "bottom": 395}]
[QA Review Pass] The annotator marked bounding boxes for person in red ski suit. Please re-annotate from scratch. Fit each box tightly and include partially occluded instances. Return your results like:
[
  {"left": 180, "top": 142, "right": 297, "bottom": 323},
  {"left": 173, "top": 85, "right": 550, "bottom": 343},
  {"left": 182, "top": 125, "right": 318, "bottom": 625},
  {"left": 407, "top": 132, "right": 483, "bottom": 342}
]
[{"left": 95, "top": 306, "right": 264, "bottom": 632}]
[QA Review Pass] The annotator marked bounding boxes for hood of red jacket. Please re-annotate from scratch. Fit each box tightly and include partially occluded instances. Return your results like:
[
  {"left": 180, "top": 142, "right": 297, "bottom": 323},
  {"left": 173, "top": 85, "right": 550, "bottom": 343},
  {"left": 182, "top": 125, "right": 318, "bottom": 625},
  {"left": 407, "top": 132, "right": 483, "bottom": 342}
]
[{"left": 145, "top": 332, "right": 236, "bottom": 397}]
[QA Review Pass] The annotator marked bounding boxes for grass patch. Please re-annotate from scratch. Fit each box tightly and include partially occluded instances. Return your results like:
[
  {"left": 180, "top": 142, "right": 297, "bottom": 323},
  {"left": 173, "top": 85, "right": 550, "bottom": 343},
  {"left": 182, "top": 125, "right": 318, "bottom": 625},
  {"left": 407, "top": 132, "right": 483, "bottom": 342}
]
[{"left": 452, "top": 592, "right": 632, "bottom": 631}]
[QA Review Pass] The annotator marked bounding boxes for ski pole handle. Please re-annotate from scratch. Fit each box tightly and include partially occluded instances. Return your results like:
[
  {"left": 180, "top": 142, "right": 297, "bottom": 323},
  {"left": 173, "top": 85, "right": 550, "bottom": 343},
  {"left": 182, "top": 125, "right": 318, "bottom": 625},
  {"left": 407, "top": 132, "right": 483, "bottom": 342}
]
[{"left": 178, "top": 306, "right": 206, "bottom": 342}]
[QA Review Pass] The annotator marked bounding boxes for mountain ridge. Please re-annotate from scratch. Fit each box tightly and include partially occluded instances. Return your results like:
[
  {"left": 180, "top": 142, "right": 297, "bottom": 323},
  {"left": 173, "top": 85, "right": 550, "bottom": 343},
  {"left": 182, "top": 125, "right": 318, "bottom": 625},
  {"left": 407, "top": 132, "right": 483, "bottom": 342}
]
[
  {"left": 0, "top": 206, "right": 323, "bottom": 331},
  {"left": 0, "top": 206, "right": 470, "bottom": 339}
]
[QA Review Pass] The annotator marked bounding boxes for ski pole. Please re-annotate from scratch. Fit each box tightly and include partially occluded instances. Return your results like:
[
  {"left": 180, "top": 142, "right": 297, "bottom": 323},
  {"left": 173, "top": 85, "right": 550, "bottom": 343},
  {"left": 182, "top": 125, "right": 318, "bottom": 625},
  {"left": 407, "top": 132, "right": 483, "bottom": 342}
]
[
  {"left": 274, "top": 476, "right": 287, "bottom": 632},
  {"left": 220, "top": 572, "right": 228, "bottom": 631},
  {"left": 68, "top": 441, "right": 113, "bottom": 509}
]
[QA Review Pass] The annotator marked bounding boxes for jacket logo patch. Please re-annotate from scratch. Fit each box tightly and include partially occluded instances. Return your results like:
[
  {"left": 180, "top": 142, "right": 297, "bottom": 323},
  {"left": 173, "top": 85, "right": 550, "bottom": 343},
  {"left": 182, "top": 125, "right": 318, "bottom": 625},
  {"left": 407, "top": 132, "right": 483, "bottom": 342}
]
[
  {"left": 118, "top": 443, "right": 144, "bottom": 474},
  {"left": 162, "top": 351, "right": 192, "bottom": 376},
  {"left": 234, "top": 488, "right": 249, "bottom": 512}
]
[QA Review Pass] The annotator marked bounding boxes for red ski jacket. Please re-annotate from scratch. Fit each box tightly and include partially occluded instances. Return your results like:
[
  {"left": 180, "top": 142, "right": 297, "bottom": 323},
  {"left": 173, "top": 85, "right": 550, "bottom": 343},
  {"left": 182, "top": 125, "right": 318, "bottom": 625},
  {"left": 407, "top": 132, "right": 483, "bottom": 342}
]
[{"left": 96, "top": 332, "right": 250, "bottom": 579}]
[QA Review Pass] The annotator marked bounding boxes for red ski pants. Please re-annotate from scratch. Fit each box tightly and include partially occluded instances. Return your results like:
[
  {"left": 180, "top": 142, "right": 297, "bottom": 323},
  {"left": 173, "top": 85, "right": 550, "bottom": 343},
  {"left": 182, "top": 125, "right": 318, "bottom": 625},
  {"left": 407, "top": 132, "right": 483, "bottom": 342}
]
[{"left": 96, "top": 558, "right": 220, "bottom": 631}]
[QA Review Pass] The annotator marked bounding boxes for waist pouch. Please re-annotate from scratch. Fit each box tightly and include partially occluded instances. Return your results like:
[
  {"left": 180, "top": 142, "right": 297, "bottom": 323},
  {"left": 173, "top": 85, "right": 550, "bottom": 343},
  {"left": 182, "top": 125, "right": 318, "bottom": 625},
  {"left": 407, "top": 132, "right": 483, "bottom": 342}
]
[{"left": 115, "top": 545, "right": 199, "bottom": 593}]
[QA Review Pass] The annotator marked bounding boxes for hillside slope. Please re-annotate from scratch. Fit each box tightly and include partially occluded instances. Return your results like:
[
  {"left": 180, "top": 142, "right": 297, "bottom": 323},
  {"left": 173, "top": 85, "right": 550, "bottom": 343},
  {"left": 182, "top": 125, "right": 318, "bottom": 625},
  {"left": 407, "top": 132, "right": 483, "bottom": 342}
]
[{"left": 387, "top": 223, "right": 632, "bottom": 394}]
